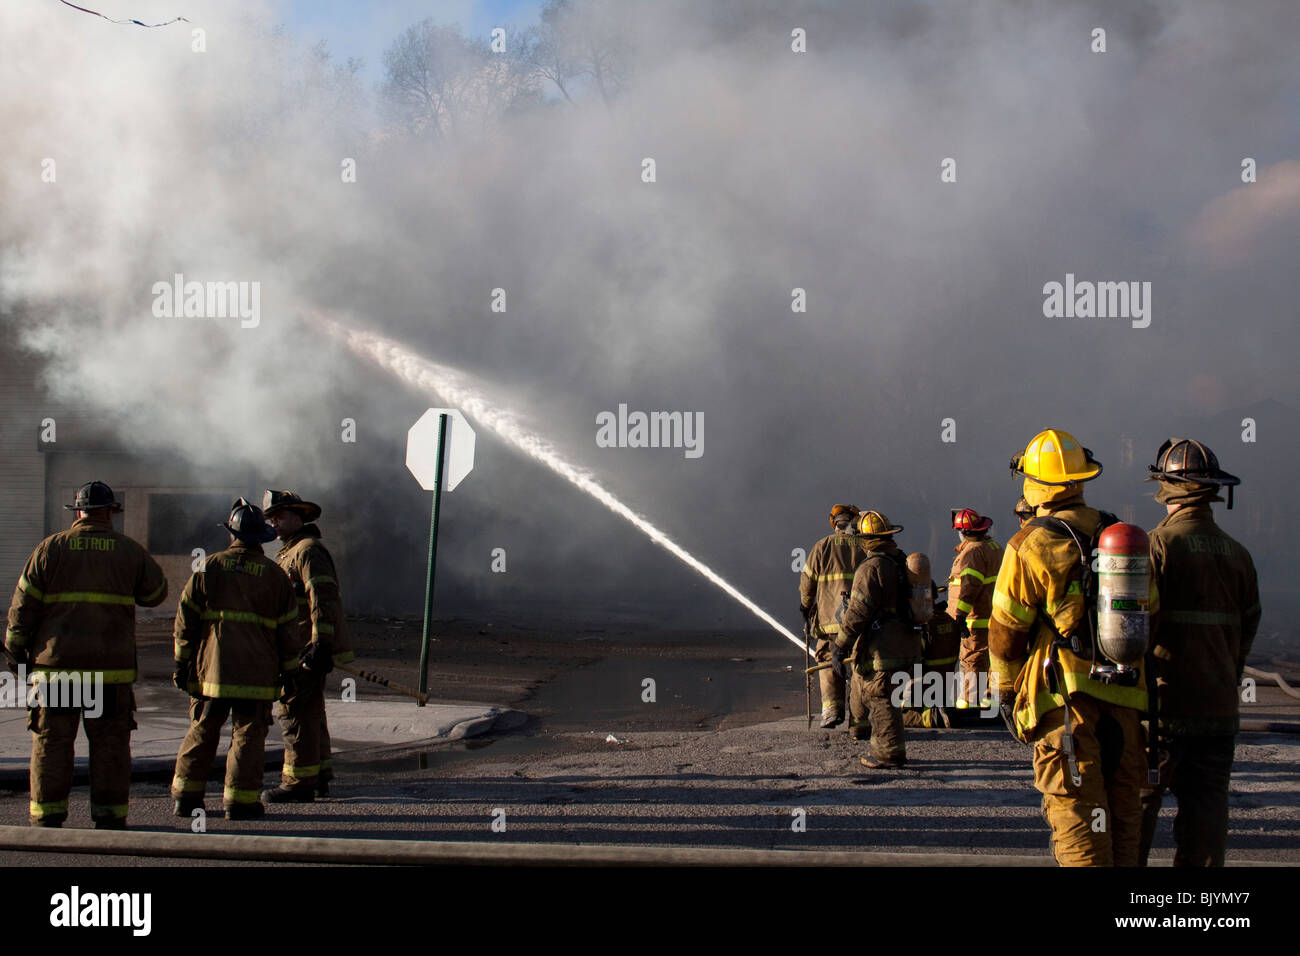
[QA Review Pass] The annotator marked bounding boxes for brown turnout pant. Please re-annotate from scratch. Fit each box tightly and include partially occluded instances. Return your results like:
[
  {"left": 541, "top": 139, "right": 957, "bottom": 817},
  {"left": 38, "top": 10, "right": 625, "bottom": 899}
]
[
  {"left": 172, "top": 698, "right": 273, "bottom": 806},
  {"left": 29, "top": 684, "right": 135, "bottom": 825},
  {"left": 1033, "top": 695, "right": 1146, "bottom": 866},
  {"left": 277, "top": 672, "right": 333, "bottom": 791}
]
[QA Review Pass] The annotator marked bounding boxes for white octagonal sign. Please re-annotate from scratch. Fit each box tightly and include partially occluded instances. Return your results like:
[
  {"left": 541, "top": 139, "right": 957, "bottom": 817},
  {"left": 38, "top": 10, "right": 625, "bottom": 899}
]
[{"left": 406, "top": 408, "right": 476, "bottom": 492}]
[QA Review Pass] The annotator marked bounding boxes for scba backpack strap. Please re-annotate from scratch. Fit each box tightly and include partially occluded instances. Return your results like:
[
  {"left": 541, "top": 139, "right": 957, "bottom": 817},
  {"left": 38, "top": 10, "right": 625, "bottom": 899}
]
[{"left": 1023, "top": 510, "right": 1118, "bottom": 655}]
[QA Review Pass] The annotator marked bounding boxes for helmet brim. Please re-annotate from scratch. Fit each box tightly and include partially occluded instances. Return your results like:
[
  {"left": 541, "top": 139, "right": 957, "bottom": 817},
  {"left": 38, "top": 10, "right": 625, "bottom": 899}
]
[
  {"left": 1145, "top": 466, "right": 1240, "bottom": 486},
  {"left": 263, "top": 502, "right": 322, "bottom": 522},
  {"left": 221, "top": 521, "right": 278, "bottom": 544}
]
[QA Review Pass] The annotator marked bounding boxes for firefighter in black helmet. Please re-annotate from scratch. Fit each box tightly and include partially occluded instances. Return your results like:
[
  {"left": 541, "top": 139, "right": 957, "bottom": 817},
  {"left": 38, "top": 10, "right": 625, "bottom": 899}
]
[
  {"left": 1138, "top": 439, "right": 1260, "bottom": 866},
  {"left": 171, "top": 499, "right": 301, "bottom": 820},
  {"left": 6, "top": 481, "right": 167, "bottom": 828}
]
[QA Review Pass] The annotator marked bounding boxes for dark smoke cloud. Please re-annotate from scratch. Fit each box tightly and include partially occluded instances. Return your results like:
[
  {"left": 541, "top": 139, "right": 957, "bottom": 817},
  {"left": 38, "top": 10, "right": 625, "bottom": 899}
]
[{"left": 1, "top": 1, "right": 1297, "bottom": 651}]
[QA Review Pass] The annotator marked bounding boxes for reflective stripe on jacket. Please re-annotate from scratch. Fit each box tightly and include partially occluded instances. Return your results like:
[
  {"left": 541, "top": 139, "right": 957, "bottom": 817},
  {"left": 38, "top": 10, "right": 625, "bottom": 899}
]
[
  {"left": 838, "top": 539, "right": 920, "bottom": 671},
  {"left": 174, "top": 542, "right": 302, "bottom": 699},
  {"left": 274, "top": 526, "right": 354, "bottom": 664},
  {"left": 988, "top": 501, "right": 1156, "bottom": 740},
  {"left": 6, "top": 516, "right": 168, "bottom": 682},
  {"left": 799, "top": 531, "right": 871, "bottom": 638},
  {"left": 1148, "top": 504, "right": 1260, "bottom": 735},
  {"left": 947, "top": 536, "right": 1002, "bottom": 631}
]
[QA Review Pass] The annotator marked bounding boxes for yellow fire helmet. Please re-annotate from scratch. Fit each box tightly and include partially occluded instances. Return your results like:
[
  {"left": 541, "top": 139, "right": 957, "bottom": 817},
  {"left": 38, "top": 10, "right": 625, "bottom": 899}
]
[
  {"left": 858, "top": 510, "right": 903, "bottom": 536},
  {"left": 1010, "top": 428, "right": 1102, "bottom": 485}
]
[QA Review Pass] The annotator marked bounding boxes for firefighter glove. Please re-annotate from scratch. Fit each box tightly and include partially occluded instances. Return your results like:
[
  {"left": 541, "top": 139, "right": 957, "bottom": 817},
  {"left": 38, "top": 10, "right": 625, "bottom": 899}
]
[
  {"left": 172, "top": 660, "right": 191, "bottom": 693},
  {"left": 999, "top": 695, "right": 1021, "bottom": 742},
  {"left": 830, "top": 641, "right": 849, "bottom": 681},
  {"left": 301, "top": 641, "right": 335, "bottom": 675},
  {"left": 4, "top": 644, "right": 29, "bottom": 671}
]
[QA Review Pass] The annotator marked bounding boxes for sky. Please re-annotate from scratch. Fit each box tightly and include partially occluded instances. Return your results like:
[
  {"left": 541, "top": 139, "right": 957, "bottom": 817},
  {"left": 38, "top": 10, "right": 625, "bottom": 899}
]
[
  {"left": 276, "top": 0, "right": 543, "bottom": 80},
  {"left": 3, "top": 0, "right": 1298, "bottom": 654}
]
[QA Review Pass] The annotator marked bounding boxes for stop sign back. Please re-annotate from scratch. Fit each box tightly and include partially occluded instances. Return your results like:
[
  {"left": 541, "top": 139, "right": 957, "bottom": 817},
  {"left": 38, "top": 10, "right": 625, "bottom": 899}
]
[{"left": 406, "top": 408, "right": 476, "bottom": 491}]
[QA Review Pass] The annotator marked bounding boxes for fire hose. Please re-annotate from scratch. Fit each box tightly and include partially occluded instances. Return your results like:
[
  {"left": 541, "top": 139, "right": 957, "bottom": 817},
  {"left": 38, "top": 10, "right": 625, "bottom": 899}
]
[
  {"left": 335, "top": 662, "right": 428, "bottom": 705},
  {"left": 1243, "top": 665, "right": 1300, "bottom": 702}
]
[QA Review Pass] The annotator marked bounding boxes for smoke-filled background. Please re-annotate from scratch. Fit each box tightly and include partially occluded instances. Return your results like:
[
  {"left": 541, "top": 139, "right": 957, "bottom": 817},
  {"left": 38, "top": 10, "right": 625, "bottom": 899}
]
[{"left": 2, "top": 0, "right": 1298, "bottom": 651}]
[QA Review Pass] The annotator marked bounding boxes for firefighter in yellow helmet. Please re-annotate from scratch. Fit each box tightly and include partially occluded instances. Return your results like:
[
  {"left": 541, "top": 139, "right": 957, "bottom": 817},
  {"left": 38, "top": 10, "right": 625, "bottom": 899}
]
[
  {"left": 799, "top": 504, "right": 866, "bottom": 727},
  {"left": 5, "top": 481, "right": 168, "bottom": 828},
  {"left": 947, "top": 509, "right": 1001, "bottom": 711},
  {"left": 988, "top": 429, "right": 1158, "bottom": 866},
  {"left": 261, "top": 490, "right": 355, "bottom": 802},
  {"left": 170, "top": 499, "right": 302, "bottom": 820},
  {"left": 1138, "top": 439, "right": 1260, "bottom": 866},
  {"left": 836, "top": 511, "right": 918, "bottom": 768}
]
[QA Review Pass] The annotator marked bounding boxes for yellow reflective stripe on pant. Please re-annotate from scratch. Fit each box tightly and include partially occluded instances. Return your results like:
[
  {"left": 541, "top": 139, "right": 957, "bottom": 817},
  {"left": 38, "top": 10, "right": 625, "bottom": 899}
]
[
  {"left": 172, "top": 774, "right": 205, "bottom": 794},
  {"left": 224, "top": 786, "right": 261, "bottom": 805},
  {"left": 197, "top": 681, "right": 278, "bottom": 700},
  {"left": 30, "top": 799, "right": 69, "bottom": 817},
  {"left": 90, "top": 801, "right": 129, "bottom": 820},
  {"left": 925, "top": 655, "right": 958, "bottom": 666},
  {"left": 283, "top": 762, "right": 320, "bottom": 781},
  {"left": 332, "top": 649, "right": 355, "bottom": 664}
]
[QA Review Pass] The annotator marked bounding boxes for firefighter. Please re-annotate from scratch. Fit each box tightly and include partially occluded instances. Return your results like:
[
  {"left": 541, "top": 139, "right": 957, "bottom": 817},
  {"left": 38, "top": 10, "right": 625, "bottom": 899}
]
[
  {"left": 799, "top": 504, "right": 866, "bottom": 728},
  {"left": 902, "top": 560, "right": 959, "bottom": 729},
  {"left": 897, "top": 552, "right": 954, "bottom": 729},
  {"left": 261, "top": 490, "right": 354, "bottom": 801},
  {"left": 1014, "top": 496, "right": 1034, "bottom": 528},
  {"left": 1138, "top": 439, "right": 1260, "bottom": 867},
  {"left": 171, "top": 499, "right": 302, "bottom": 820},
  {"left": 837, "top": 511, "right": 918, "bottom": 768},
  {"left": 947, "top": 509, "right": 1001, "bottom": 711},
  {"left": 989, "top": 429, "right": 1157, "bottom": 866},
  {"left": 4, "top": 481, "right": 167, "bottom": 828}
]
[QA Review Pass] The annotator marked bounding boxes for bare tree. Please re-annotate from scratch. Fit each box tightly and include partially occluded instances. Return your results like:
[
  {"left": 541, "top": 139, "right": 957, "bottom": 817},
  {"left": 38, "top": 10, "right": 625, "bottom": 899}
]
[
  {"left": 381, "top": 20, "right": 540, "bottom": 140},
  {"left": 524, "top": 0, "right": 631, "bottom": 109}
]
